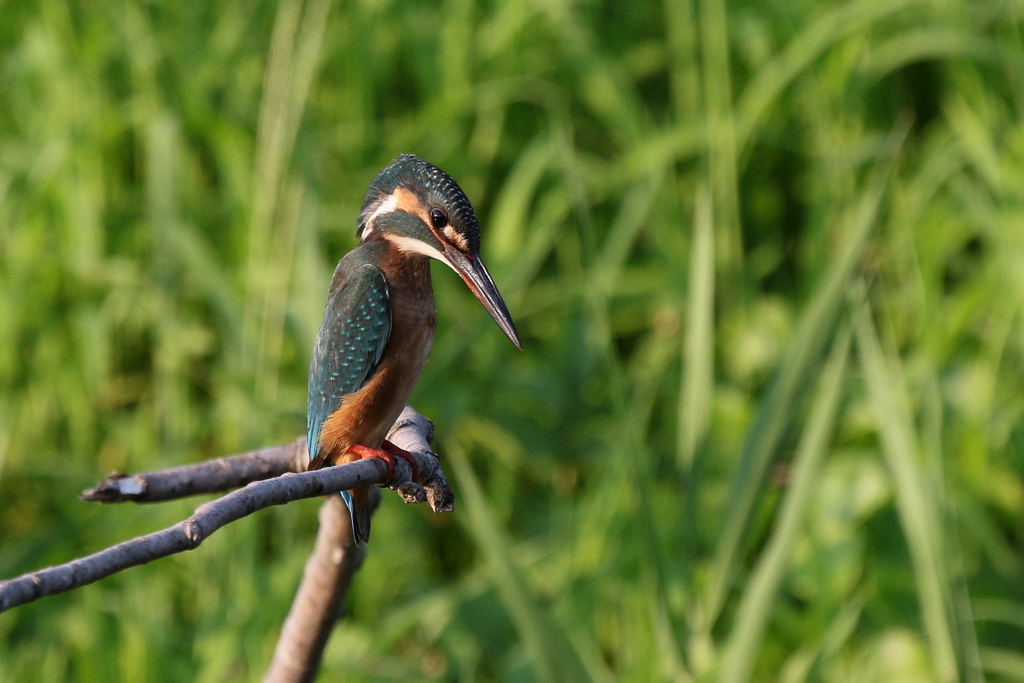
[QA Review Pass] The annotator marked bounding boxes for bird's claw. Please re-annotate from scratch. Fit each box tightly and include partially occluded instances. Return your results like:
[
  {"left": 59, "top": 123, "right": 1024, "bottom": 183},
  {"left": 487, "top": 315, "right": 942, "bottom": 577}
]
[
  {"left": 382, "top": 440, "right": 418, "bottom": 481},
  {"left": 347, "top": 444, "right": 396, "bottom": 483},
  {"left": 347, "top": 442, "right": 418, "bottom": 484}
]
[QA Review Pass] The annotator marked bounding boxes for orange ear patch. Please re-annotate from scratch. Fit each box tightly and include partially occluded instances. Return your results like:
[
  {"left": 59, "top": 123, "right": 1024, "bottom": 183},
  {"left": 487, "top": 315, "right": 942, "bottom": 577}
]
[
  {"left": 392, "top": 185, "right": 467, "bottom": 251},
  {"left": 443, "top": 225, "right": 469, "bottom": 251},
  {"left": 393, "top": 186, "right": 430, "bottom": 225}
]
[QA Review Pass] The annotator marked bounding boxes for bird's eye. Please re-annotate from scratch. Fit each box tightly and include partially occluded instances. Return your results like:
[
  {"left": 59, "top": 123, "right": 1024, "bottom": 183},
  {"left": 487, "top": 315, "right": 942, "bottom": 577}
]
[{"left": 429, "top": 208, "right": 448, "bottom": 228}]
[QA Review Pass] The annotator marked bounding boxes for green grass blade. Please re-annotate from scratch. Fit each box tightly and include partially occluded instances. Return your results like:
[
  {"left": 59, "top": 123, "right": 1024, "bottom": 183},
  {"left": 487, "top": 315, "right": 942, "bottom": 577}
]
[
  {"left": 445, "top": 440, "right": 593, "bottom": 683},
  {"left": 858, "top": 29, "right": 1000, "bottom": 79},
  {"left": 665, "top": 0, "right": 701, "bottom": 119},
  {"left": 734, "top": 0, "right": 916, "bottom": 155},
  {"left": 973, "top": 599, "right": 1024, "bottom": 631},
  {"left": 678, "top": 183, "right": 715, "bottom": 470},
  {"left": 488, "top": 137, "right": 552, "bottom": 263},
  {"left": 717, "top": 323, "right": 851, "bottom": 683},
  {"left": 240, "top": 0, "right": 332, "bottom": 383},
  {"left": 699, "top": 0, "right": 742, "bottom": 269},
  {"left": 700, "top": 122, "right": 908, "bottom": 635},
  {"left": 856, "top": 305, "right": 959, "bottom": 683},
  {"left": 980, "top": 647, "right": 1024, "bottom": 682},
  {"left": 776, "top": 599, "right": 863, "bottom": 683}
]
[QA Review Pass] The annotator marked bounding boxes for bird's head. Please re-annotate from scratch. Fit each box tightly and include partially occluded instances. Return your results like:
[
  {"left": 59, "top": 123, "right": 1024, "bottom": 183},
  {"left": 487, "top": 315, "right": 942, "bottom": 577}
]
[{"left": 357, "top": 153, "right": 521, "bottom": 349}]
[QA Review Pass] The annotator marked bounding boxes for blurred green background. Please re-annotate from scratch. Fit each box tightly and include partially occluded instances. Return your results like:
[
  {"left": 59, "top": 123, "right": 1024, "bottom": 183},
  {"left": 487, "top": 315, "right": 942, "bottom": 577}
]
[{"left": 1, "top": 0, "right": 1023, "bottom": 680}]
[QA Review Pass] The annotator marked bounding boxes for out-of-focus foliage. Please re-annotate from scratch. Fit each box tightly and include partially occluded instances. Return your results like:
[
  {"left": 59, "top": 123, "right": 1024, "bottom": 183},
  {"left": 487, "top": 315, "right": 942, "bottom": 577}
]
[{"left": 1, "top": 0, "right": 1023, "bottom": 680}]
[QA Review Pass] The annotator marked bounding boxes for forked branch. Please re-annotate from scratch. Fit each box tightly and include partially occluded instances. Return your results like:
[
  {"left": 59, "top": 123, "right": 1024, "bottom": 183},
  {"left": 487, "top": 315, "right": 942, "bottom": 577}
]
[{"left": 0, "top": 407, "right": 452, "bottom": 614}]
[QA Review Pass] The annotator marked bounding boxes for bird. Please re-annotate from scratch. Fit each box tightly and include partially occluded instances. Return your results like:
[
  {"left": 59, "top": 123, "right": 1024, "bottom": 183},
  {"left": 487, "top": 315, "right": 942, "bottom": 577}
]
[{"left": 306, "top": 153, "right": 521, "bottom": 545}]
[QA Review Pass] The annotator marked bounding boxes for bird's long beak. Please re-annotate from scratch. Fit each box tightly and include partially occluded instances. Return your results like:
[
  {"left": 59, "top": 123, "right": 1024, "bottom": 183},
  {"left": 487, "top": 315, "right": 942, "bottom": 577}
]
[{"left": 443, "top": 248, "right": 522, "bottom": 350}]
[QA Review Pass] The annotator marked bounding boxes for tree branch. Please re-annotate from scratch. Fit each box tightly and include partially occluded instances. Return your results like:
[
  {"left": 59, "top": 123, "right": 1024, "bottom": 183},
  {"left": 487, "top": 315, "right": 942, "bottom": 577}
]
[
  {"left": 0, "top": 407, "right": 451, "bottom": 614},
  {"left": 262, "top": 408, "right": 449, "bottom": 683},
  {"left": 262, "top": 493, "right": 369, "bottom": 683},
  {"left": 80, "top": 439, "right": 307, "bottom": 503}
]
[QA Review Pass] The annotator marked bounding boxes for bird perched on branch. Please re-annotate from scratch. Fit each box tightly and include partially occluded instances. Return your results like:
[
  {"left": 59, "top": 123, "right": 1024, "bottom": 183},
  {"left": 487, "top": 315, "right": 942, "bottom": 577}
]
[{"left": 307, "top": 154, "right": 521, "bottom": 544}]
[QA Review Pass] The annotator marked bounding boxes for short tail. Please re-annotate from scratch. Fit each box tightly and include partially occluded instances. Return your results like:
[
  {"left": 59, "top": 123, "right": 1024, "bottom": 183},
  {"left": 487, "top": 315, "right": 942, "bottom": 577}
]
[{"left": 341, "top": 488, "right": 371, "bottom": 545}]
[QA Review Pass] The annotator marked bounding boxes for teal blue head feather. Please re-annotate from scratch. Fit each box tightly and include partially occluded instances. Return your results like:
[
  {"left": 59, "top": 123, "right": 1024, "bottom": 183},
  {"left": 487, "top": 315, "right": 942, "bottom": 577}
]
[
  {"left": 354, "top": 153, "right": 521, "bottom": 350},
  {"left": 356, "top": 153, "right": 480, "bottom": 254}
]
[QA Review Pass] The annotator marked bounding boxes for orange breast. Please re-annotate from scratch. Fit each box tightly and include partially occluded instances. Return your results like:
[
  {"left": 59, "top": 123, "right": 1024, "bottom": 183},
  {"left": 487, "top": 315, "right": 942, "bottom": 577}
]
[
  {"left": 318, "top": 253, "right": 436, "bottom": 464},
  {"left": 317, "top": 327, "right": 433, "bottom": 461}
]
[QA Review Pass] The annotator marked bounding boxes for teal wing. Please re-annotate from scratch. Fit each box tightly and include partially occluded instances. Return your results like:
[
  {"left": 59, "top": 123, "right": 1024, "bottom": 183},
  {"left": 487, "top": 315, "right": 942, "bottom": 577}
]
[{"left": 307, "top": 260, "right": 391, "bottom": 465}]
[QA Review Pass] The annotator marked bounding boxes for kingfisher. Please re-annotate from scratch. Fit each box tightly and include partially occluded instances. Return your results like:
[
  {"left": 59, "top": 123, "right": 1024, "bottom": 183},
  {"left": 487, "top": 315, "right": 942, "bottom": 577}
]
[{"left": 307, "top": 154, "right": 521, "bottom": 545}]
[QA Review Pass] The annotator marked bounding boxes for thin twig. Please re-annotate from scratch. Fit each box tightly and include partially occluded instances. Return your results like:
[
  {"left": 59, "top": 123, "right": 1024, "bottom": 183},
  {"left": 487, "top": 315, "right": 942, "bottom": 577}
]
[
  {"left": 0, "top": 408, "right": 451, "bottom": 613},
  {"left": 80, "top": 439, "right": 307, "bottom": 503}
]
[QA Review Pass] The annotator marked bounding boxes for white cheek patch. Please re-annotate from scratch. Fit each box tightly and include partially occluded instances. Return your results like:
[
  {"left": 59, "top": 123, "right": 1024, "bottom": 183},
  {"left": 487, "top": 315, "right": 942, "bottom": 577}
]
[
  {"left": 360, "top": 193, "right": 399, "bottom": 238},
  {"left": 384, "top": 234, "right": 459, "bottom": 273},
  {"left": 359, "top": 186, "right": 433, "bottom": 241}
]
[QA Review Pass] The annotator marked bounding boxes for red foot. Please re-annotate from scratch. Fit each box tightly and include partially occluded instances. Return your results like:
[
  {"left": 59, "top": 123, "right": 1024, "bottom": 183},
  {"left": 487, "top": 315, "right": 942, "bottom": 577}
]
[
  {"left": 347, "top": 444, "right": 396, "bottom": 483},
  {"left": 383, "top": 440, "right": 418, "bottom": 481},
  {"left": 347, "top": 442, "right": 417, "bottom": 483}
]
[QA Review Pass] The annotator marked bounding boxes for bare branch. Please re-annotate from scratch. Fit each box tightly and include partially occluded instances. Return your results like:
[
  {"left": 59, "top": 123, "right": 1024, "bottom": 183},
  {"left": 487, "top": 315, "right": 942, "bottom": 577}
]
[
  {"left": 0, "top": 408, "right": 450, "bottom": 614},
  {"left": 78, "top": 407, "right": 453, "bottom": 509},
  {"left": 80, "top": 439, "right": 308, "bottom": 503},
  {"left": 262, "top": 493, "right": 369, "bottom": 683},
  {"left": 261, "top": 407, "right": 448, "bottom": 682},
  {"left": 385, "top": 407, "right": 454, "bottom": 513}
]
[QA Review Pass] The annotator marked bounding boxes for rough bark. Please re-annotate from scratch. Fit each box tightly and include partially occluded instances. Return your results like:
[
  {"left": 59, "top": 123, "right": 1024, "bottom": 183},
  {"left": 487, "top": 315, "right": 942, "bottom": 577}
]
[
  {"left": 80, "top": 439, "right": 307, "bottom": 503},
  {"left": 0, "top": 407, "right": 450, "bottom": 614},
  {"left": 262, "top": 494, "right": 367, "bottom": 683},
  {"left": 262, "top": 407, "right": 447, "bottom": 683}
]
